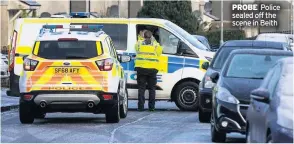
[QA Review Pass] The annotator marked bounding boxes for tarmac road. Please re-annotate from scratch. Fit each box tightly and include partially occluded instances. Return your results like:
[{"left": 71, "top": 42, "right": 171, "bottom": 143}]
[{"left": 1, "top": 101, "right": 246, "bottom": 143}]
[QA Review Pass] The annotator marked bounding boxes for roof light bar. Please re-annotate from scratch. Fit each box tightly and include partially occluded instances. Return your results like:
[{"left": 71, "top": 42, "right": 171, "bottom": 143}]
[
  {"left": 42, "top": 25, "right": 103, "bottom": 30},
  {"left": 42, "top": 25, "right": 63, "bottom": 29}
]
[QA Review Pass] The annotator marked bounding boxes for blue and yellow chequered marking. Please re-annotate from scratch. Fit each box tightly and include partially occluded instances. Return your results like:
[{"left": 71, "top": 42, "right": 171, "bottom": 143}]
[{"left": 121, "top": 52, "right": 207, "bottom": 74}]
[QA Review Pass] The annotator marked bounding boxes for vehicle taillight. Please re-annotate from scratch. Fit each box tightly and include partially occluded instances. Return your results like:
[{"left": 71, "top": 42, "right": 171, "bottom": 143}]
[
  {"left": 8, "top": 31, "right": 17, "bottom": 72},
  {"left": 95, "top": 58, "right": 113, "bottom": 71},
  {"left": 23, "top": 59, "right": 39, "bottom": 71}
]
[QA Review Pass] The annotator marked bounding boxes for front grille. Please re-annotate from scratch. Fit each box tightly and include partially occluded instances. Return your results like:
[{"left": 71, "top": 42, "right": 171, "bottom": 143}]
[{"left": 1, "top": 72, "right": 5, "bottom": 75}]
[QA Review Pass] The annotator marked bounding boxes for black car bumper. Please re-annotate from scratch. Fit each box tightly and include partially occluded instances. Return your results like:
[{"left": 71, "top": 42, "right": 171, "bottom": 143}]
[
  {"left": 198, "top": 88, "right": 212, "bottom": 112},
  {"left": 213, "top": 99, "right": 248, "bottom": 134},
  {"left": 272, "top": 125, "right": 293, "bottom": 143},
  {"left": 20, "top": 91, "right": 119, "bottom": 113}
]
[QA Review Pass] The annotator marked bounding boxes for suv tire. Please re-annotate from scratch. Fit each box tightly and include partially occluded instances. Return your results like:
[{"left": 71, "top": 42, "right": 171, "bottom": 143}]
[
  {"left": 174, "top": 81, "right": 199, "bottom": 111},
  {"left": 19, "top": 101, "right": 34, "bottom": 124},
  {"left": 120, "top": 87, "right": 128, "bottom": 118},
  {"left": 106, "top": 97, "right": 120, "bottom": 123}
]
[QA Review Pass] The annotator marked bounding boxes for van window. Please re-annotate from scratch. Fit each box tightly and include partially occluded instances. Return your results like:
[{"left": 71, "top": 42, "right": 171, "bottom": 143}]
[
  {"left": 70, "top": 23, "right": 128, "bottom": 50},
  {"left": 158, "top": 28, "right": 180, "bottom": 54},
  {"left": 136, "top": 24, "right": 180, "bottom": 55},
  {"left": 36, "top": 41, "right": 101, "bottom": 59}
]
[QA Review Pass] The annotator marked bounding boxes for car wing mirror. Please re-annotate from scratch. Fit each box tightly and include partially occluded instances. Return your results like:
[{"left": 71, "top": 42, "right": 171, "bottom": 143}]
[
  {"left": 201, "top": 61, "right": 209, "bottom": 70},
  {"left": 250, "top": 88, "right": 270, "bottom": 103},
  {"left": 119, "top": 55, "right": 131, "bottom": 63},
  {"left": 210, "top": 72, "right": 219, "bottom": 83}
]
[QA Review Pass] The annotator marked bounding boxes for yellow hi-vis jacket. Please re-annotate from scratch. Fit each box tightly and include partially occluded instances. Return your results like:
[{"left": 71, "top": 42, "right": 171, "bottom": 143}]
[{"left": 135, "top": 40, "right": 163, "bottom": 70}]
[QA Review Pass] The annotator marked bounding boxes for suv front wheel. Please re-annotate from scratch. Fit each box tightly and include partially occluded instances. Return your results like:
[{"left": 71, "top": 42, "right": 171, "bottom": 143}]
[{"left": 105, "top": 96, "right": 120, "bottom": 123}]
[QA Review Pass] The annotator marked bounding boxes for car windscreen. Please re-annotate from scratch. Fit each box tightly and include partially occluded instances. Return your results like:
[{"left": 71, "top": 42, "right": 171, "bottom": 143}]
[
  {"left": 225, "top": 54, "right": 289, "bottom": 79},
  {"left": 194, "top": 36, "right": 211, "bottom": 49},
  {"left": 36, "top": 41, "right": 100, "bottom": 59},
  {"left": 165, "top": 21, "right": 209, "bottom": 51},
  {"left": 211, "top": 47, "right": 237, "bottom": 69}
]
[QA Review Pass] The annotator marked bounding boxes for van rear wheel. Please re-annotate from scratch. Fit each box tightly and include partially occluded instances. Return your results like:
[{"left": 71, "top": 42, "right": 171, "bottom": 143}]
[{"left": 174, "top": 81, "right": 199, "bottom": 111}]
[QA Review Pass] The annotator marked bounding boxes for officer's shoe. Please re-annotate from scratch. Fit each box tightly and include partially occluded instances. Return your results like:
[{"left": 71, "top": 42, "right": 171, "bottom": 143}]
[{"left": 149, "top": 108, "right": 155, "bottom": 112}]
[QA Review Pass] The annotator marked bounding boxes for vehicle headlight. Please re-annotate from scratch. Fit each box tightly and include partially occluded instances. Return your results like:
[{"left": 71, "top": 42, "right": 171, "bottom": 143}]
[
  {"left": 216, "top": 87, "right": 239, "bottom": 104},
  {"left": 205, "top": 56, "right": 212, "bottom": 62},
  {"left": 204, "top": 76, "right": 214, "bottom": 88}
]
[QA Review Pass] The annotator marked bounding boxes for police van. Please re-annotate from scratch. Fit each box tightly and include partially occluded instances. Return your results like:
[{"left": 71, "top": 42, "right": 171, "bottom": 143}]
[{"left": 8, "top": 18, "right": 214, "bottom": 111}]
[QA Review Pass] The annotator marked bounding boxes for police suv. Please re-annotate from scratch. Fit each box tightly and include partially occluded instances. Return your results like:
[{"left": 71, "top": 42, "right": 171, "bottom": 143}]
[{"left": 19, "top": 25, "right": 130, "bottom": 124}]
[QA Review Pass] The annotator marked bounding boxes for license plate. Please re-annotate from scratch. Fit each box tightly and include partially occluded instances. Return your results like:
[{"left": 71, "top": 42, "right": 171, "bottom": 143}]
[{"left": 54, "top": 68, "right": 80, "bottom": 74}]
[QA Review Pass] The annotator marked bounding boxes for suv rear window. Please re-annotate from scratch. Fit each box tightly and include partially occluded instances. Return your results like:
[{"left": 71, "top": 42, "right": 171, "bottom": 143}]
[{"left": 36, "top": 41, "right": 101, "bottom": 59}]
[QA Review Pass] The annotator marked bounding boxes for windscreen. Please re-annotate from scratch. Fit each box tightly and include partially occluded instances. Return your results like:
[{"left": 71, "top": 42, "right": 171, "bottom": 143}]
[
  {"left": 212, "top": 47, "right": 237, "bottom": 69},
  {"left": 226, "top": 54, "right": 289, "bottom": 79},
  {"left": 36, "top": 41, "right": 99, "bottom": 59},
  {"left": 165, "top": 21, "right": 209, "bottom": 51}
]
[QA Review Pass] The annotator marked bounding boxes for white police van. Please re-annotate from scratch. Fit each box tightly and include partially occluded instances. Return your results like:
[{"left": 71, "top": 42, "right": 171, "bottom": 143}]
[{"left": 8, "top": 17, "right": 214, "bottom": 110}]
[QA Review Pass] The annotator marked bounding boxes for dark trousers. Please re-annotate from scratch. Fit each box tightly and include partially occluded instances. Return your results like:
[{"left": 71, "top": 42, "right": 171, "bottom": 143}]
[{"left": 135, "top": 67, "right": 158, "bottom": 109}]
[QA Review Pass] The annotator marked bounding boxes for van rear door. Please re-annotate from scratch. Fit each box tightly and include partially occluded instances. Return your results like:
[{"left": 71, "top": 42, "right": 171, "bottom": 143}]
[{"left": 12, "top": 20, "right": 70, "bottom": 76}]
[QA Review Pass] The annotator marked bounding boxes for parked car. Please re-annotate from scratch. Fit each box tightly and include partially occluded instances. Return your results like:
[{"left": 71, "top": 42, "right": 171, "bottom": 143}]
[
  {"left": 193, "top": 35, "right": 211, "bottom": 51},
  {"left": 198, "top": 40, "right": 289, "bottom": 123},
  {"left": 209, "top": 49, "right": 293, "bottom": 142},
  {"left": 1, "top": 53, "right": 9, "bottom": 78},
  {"left": 256, "top": 33, "right": 293, "bottom": 51},
  {"left": 246, "top": 57, "right": 293, "bottom": 143}
]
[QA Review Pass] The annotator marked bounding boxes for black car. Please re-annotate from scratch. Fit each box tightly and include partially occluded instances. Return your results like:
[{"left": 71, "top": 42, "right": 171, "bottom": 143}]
[
  {"left": 246, "top": 57, "right": 293, "bottom": 143},
  {"left": 198, "top": 40, "right": 289, "bottom": 123},
  {"left": 209, "top": 49, "right": 293, "bottom": 142}
]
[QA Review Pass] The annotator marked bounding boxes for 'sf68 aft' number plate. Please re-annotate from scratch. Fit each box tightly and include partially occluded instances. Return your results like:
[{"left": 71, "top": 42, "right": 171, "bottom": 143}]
[{"left": 55, "top": 68, "right": 80, "bottom": 74}]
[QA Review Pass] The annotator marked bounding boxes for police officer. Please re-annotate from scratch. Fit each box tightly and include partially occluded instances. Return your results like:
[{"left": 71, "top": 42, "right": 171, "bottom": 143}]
[{"left": 135, "top": 30, "right": 162, "bottom": 111}]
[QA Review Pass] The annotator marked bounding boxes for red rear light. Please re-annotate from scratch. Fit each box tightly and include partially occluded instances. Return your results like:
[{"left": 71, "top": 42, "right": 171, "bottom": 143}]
[
  {"left": 9, "top": 31, "right": 17, "bottom": 72},
  {"left": 58, "top": 38, "right": 78, "bottom": 41},
  {"left": 82, "top": 25, "right": 88, "bottom": 28},
  {"left": 23, "top": 59, "right": 39, "bottom": 71},
  {"left": 24, "top": 94, "right": 33, "bottom": 100},
  {"left": 103, "top": 94, "right": 113, "bottom": 100},
  {"left": 56, "top": 25, "right": 63, "bottom": 28},
  {"left": 95, "top": 58, "right": 113, "bottom": 71}
]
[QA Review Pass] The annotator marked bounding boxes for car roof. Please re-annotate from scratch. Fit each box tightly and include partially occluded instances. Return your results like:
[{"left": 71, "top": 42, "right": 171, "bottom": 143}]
[
  {"left": 222, "top": 40, "right": 285, "bottom": 49},
  {"left": 229, "top": 49, "right": 293, "bottom": 56},
  {"left": 37, "top": 31, "right": 108, "bottom": 41}
]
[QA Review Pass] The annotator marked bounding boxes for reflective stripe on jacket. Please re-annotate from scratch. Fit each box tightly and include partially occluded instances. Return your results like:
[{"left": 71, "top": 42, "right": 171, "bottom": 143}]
[{"left": 135, "top": 40, "right": 162, "bottom": 70}]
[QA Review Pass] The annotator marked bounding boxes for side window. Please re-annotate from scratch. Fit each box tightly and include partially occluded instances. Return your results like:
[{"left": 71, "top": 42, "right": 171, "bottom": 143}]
[
  {"left": 158, "top": 28, "right": 180, "bottom": 55},
  {"left": 70, "top": 23, "right": 128, "bottom": 50},
  {"left": 136, "top": 24, "right": 180, "bottom": 55},
  {"left": 179, "top": 41, "right": 198, "bottom": 57}
]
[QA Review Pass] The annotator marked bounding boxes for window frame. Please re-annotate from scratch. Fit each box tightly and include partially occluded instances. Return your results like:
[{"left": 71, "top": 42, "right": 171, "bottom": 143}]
[{"left": 136, "top": 24, "right": 198, "bottom": 57}]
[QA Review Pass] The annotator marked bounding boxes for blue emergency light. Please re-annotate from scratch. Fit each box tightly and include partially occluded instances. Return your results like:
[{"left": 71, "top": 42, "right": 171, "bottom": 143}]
[
  {"left": 42, "top": 25, "right": 63, "bottom": 29},
  {"left": 81, "top": 25, "right": 104, "bottom": 30},
  {"left": 70, "top": 12, "right": 90, "bottom": 18}
]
